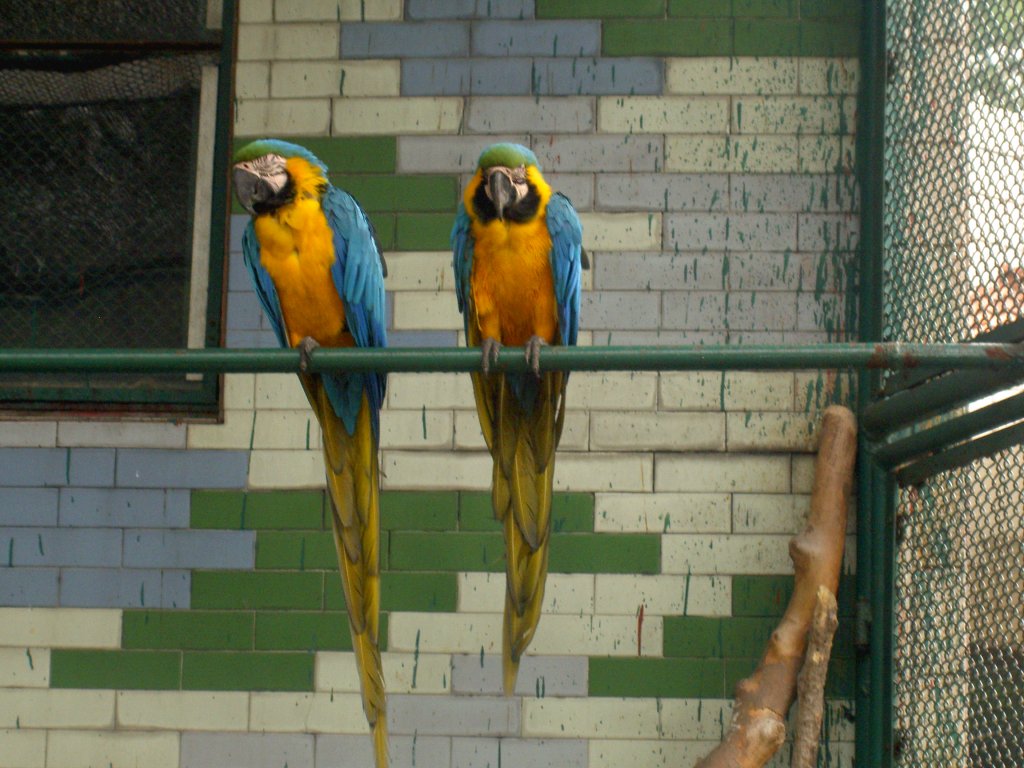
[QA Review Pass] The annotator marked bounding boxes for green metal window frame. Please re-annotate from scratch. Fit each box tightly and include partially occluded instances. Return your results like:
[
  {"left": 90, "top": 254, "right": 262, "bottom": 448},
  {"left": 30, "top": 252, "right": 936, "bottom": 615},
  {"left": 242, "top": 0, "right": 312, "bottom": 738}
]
[{"left": 0, "top": 0, "right": 236, "bottom": 416}]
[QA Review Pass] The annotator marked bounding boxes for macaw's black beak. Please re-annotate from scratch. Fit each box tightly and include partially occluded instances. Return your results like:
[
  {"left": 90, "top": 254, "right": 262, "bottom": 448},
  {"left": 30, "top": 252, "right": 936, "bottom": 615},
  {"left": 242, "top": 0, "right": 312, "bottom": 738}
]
[
  {"left": 233, "top": 166, "right": 271, "bottom": 216},
  {"left": 488, "top": 169, "right": 514, "bottom": 221}
]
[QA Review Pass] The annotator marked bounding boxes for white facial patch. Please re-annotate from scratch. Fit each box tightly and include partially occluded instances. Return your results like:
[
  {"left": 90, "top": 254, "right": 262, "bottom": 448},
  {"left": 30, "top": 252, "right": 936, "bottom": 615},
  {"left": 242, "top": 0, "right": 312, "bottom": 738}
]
[
  {"left": 485, "top": 165, "right": 529, "bottom": 202},
  {"left": 235, "top": 153, "right": 289, "bottom": 195}
]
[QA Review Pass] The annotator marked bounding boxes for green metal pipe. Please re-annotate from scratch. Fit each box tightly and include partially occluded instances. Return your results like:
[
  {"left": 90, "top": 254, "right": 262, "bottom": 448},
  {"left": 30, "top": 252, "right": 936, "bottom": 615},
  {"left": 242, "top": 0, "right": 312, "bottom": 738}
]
[
  {"left": 1, "top": 343, "right": 1024, "bottom": 375},
  {"left": 872, "top": 390, "right": 1024, "bottom": 468},
  {"left": 896, "top": 420, "right": 1024, "bottom": 487}
]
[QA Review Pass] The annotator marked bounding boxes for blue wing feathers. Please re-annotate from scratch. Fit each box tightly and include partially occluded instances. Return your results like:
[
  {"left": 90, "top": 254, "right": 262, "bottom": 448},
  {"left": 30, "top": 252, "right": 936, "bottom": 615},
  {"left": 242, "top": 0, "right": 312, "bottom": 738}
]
[
  {"left": 241, "top": 223, "right": 288, "bottom": 348},
  {"left": 545, "top": 192, "right": 583, "bottom": 349},
  {"left": 450, "top": 203, "right": 474, "bottom": 338}
]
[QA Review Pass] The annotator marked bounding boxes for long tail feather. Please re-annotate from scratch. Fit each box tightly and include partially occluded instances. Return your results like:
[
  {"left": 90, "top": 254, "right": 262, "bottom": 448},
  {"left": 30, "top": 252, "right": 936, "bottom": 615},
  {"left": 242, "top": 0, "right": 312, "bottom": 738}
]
[{"left": 307, "top": 379, "right": 388, "bottom": 768}]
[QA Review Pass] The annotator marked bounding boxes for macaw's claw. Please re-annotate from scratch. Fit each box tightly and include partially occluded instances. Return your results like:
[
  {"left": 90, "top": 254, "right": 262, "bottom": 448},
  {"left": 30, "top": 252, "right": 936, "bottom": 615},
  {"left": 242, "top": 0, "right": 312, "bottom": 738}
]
[
  {"left": 481, "top": 338, "right": 502, "bottom": 376},
  {"left": 525, "top": 335, "right": 547, "bottom": 378},
  {"left": 298, "top": 336, "right": 320, "bottom": 373}
]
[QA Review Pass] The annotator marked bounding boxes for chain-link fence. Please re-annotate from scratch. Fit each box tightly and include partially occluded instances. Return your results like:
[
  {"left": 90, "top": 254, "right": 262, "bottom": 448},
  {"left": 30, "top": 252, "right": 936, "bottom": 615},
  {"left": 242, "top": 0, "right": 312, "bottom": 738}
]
[{"left": 884, "top": 1, "right": 1024, "bottom": 764}]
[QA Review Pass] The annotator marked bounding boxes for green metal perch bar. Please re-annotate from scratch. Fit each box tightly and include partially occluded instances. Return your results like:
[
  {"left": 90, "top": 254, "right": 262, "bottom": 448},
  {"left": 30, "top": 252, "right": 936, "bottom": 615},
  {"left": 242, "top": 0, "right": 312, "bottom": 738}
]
[{"left": 0, "top": 342, "right": 1023, "bottom": 374}]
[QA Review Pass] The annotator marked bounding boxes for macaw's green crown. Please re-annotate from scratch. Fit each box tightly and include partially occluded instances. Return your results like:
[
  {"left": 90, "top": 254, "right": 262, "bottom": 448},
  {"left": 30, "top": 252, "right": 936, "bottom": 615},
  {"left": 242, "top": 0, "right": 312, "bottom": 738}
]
[
  {"left": 477, "top": 142, "right": 540, "bottom": 171},
  {"left": 233, "top": 139, "right": 328, "bottom": 172}
]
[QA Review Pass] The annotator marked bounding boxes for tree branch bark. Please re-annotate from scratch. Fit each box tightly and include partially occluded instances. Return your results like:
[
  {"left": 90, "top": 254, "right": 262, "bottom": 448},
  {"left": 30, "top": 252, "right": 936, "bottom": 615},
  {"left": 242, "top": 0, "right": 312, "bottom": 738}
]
[{"left": 791, "top": 586, "right": 840, "bottom": 768}]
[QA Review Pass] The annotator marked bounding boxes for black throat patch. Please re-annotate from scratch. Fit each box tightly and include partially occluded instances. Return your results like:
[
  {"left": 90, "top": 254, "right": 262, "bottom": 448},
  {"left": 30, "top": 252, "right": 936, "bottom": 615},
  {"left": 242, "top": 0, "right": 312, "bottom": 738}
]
[
  {"left": 253, "top": 176, "right": 297, "bottom": 216},
  {"left": 472, "top": 177, "right": 541, "bottom": 224}
]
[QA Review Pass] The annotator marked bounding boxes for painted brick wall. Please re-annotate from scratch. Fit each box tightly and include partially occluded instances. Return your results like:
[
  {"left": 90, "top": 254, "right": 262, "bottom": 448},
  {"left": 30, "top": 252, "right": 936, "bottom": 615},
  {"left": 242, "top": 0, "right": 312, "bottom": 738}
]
[{"left": 1, "top": 2, "right": 860, "bottom": 766}]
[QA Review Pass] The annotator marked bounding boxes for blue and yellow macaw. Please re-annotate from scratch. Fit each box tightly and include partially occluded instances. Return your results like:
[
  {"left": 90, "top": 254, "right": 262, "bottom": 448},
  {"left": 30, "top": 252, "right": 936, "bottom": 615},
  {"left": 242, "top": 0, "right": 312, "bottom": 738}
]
[
  {"left": 233, "top": 139, "right": 389, "bottom": 766},
  {"left": 451, "top": 143, "right": 584, "bottom": 694}
]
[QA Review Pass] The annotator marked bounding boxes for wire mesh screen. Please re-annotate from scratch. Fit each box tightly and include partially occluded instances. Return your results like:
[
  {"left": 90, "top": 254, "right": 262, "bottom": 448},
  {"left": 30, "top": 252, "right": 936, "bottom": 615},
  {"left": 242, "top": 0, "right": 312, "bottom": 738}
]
[
  {"left": 885, "top": 1, "right": 1024, "bottom": 764},
  {"left": 0, "top": 0, "right": 213, "bottom": 44},
  {"left": 0, "top": 52, "right": 216, "bottom": 406}
]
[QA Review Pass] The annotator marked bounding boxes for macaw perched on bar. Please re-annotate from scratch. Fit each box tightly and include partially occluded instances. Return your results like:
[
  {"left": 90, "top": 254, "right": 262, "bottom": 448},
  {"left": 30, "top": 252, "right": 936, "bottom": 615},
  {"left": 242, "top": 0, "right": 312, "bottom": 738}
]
[
  {"left": 233, "top": 139, "right": 389, "bottom": 767},
  {"left": 451, "top": 143, "right": 584, "bottom": 694}
]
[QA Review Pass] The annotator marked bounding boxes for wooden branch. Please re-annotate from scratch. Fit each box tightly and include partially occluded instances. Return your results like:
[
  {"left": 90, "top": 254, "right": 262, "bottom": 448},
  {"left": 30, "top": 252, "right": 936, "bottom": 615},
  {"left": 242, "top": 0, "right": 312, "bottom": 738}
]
[
  {"left": 695, "top": 405, "right": 856, "bottom": 768},
  {"left": 791, "top": 586, "right": 840, "bottom": 768}
]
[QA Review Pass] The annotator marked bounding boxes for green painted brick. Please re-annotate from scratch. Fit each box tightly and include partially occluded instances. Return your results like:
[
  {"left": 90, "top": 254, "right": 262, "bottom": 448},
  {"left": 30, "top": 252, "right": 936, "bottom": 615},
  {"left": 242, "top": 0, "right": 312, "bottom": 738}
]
[
  {"left": 800, "top": 0, "right": 859, "bottom": 18},
  {"left": 550, "top": 534, "right": 660, "bottom": 574},
  {"left": 51, "top": 650, "right": 181, "bottom": 690},
  {"left": 667, "top": 0, "right": 724, "bottom": 16},
  {"left": 589, "top": 657, "right": 724, "bottom": 698},
  {"left": 604, "top": 18, "right": 732, "bottom": 55},
  {"left": 324, "top": 572, "right": 456, "bottom": 612},
  {"left": 370, "top": 213, "right": 397, "bottom": 250},
  {"left": 255, "top": 531, "right": 339, "bottom": 570},
  {"left": 537, "top": 0, "right": 665, "bottom": 17},
  {"left": 732, "top": 575, "right": 855, "bottom": 617},
  {"left": 800, "top": 19, "right": 859, "bottom": 55},
  {"left": 662, "top": 617, "right": 724, "bottom": 657},
  {"left": 382, "top": 491, "right": 458, "bottom": 531},
  {"left": 233, "top": 136, "right": 396, "bottom": 174},
  {"left": 459, "top": 492, "right": 593, "bottom": 532},
  {"left": 723, "top": 656, "right": 853, "bottom": 697},
  {"left": 191, "top": 571, "right": 324, "bottom": 610},
  {"left": 735, "top": 0, "right": 794, "bottom": 15},
  {"left": 395, "top": 213, "right": 453, "bottom": 250},
  {"left": 333, "top": 175, "right": 459, "bottom": 213},
  {"left": 256, "top": 611, "right": 353, "bottom": 651},
  {"left": 122, "top": 610, "right": 254, "bottom": 651},
  {"left": 183, "top": 652, "right": 314, "bottom": 691},
  {"left": 191, "top": 490, "right": 325, "bottom": 530},
  {"left": 458, "top": 492, "right": 496, "bottom": 531},
  {"left": 735, "top": 18, "right": 801, "bottom": 55},
  {"left": 389, "top": 532, "right": 505, "bottom": 572}
]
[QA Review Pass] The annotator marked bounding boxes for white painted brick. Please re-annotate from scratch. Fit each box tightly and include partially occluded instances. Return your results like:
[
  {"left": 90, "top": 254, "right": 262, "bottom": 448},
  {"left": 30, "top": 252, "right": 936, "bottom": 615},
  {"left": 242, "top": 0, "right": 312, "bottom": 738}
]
[
  {"left": 658, "top": 371, "right": 724, "bottom": 411},
  {"left": 253, "top": 410, "right": 321, "bottom": 451},
  {"left": 248, "top": 449, "right": 326, "bottom": 488},
  {"left": 239, "top": 0, "right": 272, "bottom": 22},
  {"left": 598, "top": 96, "right": 729, "bottom": 133},
  {"left": 116, "top": 691, "right": 249, "bottom": 731},
  {"left": 46, "top": 730, "right": 178, "bottom": 768},
  {"left": 381, "top": 252, "right": 453, "bottom": 291},
  {"left": 798, "top": 135, "right": 855, "bottom": 174},
  {"left": 0, "top": 421, "right": 57, "bottom": 448},
  {"left": 727, "top": 412, "right": 818, "bottom": 452},
  {"left": 569, "top": 372, "right": 657, "bottom": 410},
  {"left": 316, "top": 651, "right": 451, "bottom": 694},
  {"left": 554, "top": 452, "right": 653, "bottom": 493},
  {"left": 453, "top": 409, "right": 588, "bottom": 451},
  {"left": 382, "top": 450, "right": 491, "bottom": 490},
  {"left": 655, "top": 454, "right": 790, "bottom": 493},
  {"left": 273, "top": 60, "right": 400, "bottom": 98},
  {"left": 277, "top": 0, "right": 401, "bottom": 20},
  {"left": 255, "top": 373, "right": 310, "bottom": 409},
  {"left": 458, "top": 572, "right": 595, "bottom": 614},
  {"left": 389, "top": 612, "right": 501, "bottom": 653},
  {"left": 237, "top": 23, "right": 340, "bottom": 60},
  {"left": 595, "top": 574, "right": 731, "bottom": 617},
  {"left": 187, "top": 410, "right": 255, "bottom": 450},
  {"left": 665, "top": 135, "right": 798, "bottom": 173},
  {"left": 590, "top": 739, "right": 723, "bottom": 768},
  {"left": 392, "top": 291, "right": 463, "bottom": 330},
  {"left": 224, "top": 374, "right": 256, "bottom": 410},
  {"left": 0, "top": 689, "right": 114, "bottom": 729},
  {"left": 235, "top": 61, "right": 270, "bottom": 98},
  {"left": 0, "top": 729, "right": 44, "bottom": 768},
  {"left": 249, "top": 692, "right": 366, "bottom": 733},
  {"left": 791, "top": 455, "right": 816, "bottom": 493},
  {"left": 578, "top": 212, "right": 662, "bottom": 251},
  {"left": 733, "top": 96, "right": 855, "bottom": 135},
  {"left": 524, "top": 697, "right": 728, "bottom": 740},
  {"left": 666, "top": 57, "right": 798, "bottom": 95},
  {"left": 590, "top": 412, "right": 724, "bottom": 451},
  {"left": 0, "top": 608, "right": 121, "bottom": 649},
  {"left": 723, "top": 372, "right": 794, "bottom": 410},
  {"left": 0, "top": 648, "right": 48, "bottom": 688},
  {"left": 379, "top": 409, "right": 453, "bottom": 450},
  {"left": 799, "top": 58, "right": 859, "bottom": 95},
  {"left": 794, "top": 370, "right": 856, "bottom": 412},
  {"left": 733, "top": 493, "right": 810, "bottom": 534},
  {"left": 662, "top": 534, "right": 793, "bottom": 575},
  {"left": 387, "top": 373, "right": 474, "bottom": 409},
  {"left": 333, "top": 97, "right": 464, "bottom": 135},
  {"left": 594, "top": 492, "right": 731, "bottom": 533},
  {"left": 235, "top": 98, "right": 331, "bottom": 136}
]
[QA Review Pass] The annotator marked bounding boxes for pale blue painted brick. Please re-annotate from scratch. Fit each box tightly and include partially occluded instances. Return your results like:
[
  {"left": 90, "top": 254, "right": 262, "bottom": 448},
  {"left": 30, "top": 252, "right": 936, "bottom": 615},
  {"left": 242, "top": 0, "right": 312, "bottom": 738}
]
[
  {"left": 58, "top": 488, "right": 183, "bottom": 528},
  {"left": 466, "top": 97, "right": 594, "bottom": 133},
  {"left": 471, "top": 20, "right": 599, "bottom": 57},
  {"left": 545, "top": 173, "right": 594, "bottom": 210},
  {"left": 663, "top": 213, "right": 797, "bottom": 252},
  {"left": 341, "top": 22, "right": 470, "bottom": 58},
  {"left": 398, "top": 135, "right": 530, "bottom": 173},
  {"left": 227, "top": 290, "right": 264, "bottom": 332},
  {"left": 451, "top": 654, "right": 587, "bottom": 696},
  {"left": 596, "top": 329, "right": 728, "bottom": 346},
  {"left": 165, "top": 491, "right": 191, "bottom": 527},
  {"left": 531, "top": 134, "right": 663, "bottom": 172},
  {"left": 161, "top": 570, "right": 190, "bottom": 609},
  {"left": 316, "top": 735, "right": 450, "bottom": 768},
  {"left": 225, "top": 329, "right": 279, "bottom": 349},
  {"left": 115, "top": 449, "right": 248, "bottom": 489},
  {"left": 0, "top": 488, "right": 59, "bottom": 526},
  {"left": 388, "top": 694, "right": 519, "bottom": 736},
  {"left": 387, "top": 331, "right": 459, "bottom": 347},
  {"left": 123, "top": 530, "right": 254, "bottom": 569},
  {"left": 3, "top": 528, "right": 122, "bottom": 567},
  {"left": 67, "top": 449, "right": 115, "bottom": 487},
  {"left": 181, "top": 733, "right": 314, "bottom": 768},
  {"left": 230, "top": 214, "right": 248, "bottom": 252},
  {"left": 0, "top": 449, "right": 67, "bottom": 487},
  {"left": 533, "top": 57, "right": 662, "bottom": 95},
  {"left": 228, "top": 250, "right": 251, "bottom": 292},
  {"left": 452, "top": 738, "right": 588, "bottom": 768},
  {"left": 406, "top": 0, "right": 534, "bottom": 19},
  {"left": 730, "top": 174, "right": 858, "bottom": 214},
  {"left": 58, "top": 568, "right": 163, "bottom": 608},
  {"left": 596, "top": 174, "right": 728, "bottom": 212},
  {"left": 582, "top": 291, "right": 661, "bottom": 330},
  {"left": 594, "top": 252, "right": 727, "bottom": 291},
  {"left": 0, "top": 568, "right": 59, "bottom": 606},
  {"left": 401, "top": 58, "right": 532, "bottom": 95}
]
